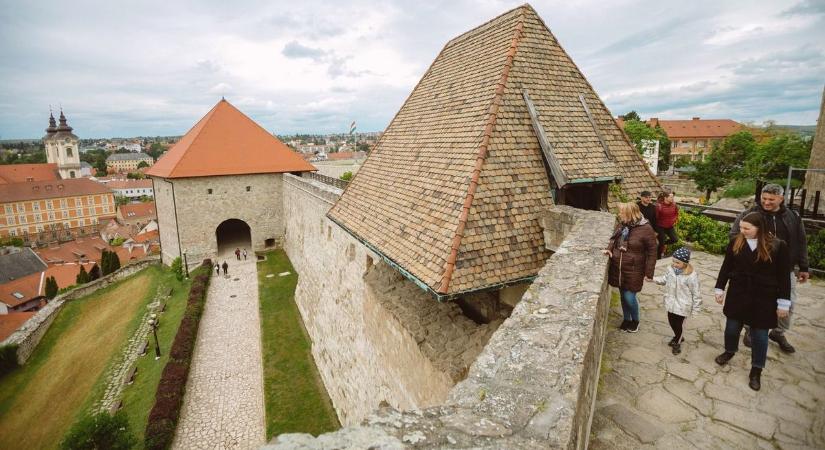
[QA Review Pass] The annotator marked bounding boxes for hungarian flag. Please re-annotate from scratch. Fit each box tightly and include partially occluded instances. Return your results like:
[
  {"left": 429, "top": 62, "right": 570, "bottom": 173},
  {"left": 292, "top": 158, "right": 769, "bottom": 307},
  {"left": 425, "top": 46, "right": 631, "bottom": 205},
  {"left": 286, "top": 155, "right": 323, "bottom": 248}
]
[{"left": 349, "top": 121, "right": 356, "bottom": 134}]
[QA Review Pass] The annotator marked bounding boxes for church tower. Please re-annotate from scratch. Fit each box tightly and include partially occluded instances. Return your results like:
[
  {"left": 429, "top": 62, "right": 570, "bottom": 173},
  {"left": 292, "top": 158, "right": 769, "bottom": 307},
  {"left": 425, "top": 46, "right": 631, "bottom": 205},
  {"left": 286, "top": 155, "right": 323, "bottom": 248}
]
[{"left": 43, "top": 109, "right": 81, "bottom": 179}]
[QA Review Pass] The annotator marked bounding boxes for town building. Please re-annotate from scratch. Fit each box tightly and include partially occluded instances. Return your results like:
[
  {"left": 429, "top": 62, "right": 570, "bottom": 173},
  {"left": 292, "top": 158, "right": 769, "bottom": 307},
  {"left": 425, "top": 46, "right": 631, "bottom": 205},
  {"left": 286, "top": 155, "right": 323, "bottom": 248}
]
[
  {"left": 103, "top": 178, "right": 154, "bottom": 199},
  {"left": 117, "top": 201, "right": 156, "bottom": 229},
  {"left": 617, "top": 117, "right": 742, "bottom": 161},
  {"left": 0, "top": 178, "right": 116, "bottom": 244},
  {"left": 327, "top": 4, "right": 658, "bottom": 299},
  {"left": 146, "top": 99, "right": 315, "bottom": 267},
  {"left": 105, "top": 152, "right": 154, "bottom": 173},
  {"left": 0, "top": 163, "right": 59, "bottom": 185},
  {"left": 0, "top": 247, "right": 47, "bottom": 284},
  {"left": 43, "top": 110, "right": 83, "bottom": 179}
]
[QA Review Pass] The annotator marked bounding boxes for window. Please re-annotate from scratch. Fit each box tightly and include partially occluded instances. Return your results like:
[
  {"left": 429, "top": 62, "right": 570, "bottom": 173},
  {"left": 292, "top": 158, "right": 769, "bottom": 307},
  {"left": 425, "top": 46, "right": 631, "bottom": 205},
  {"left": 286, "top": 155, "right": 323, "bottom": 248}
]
[
  {"left": 69, "top": 171, "right": 76, "bottom": 178},
  {"left": 33, "top": 202, "right": 40, "bottom": 211},
  {"left": 87, "top": 208, "right": 94, "bottom": 216},
  {"left": 19, "top": 215, "right": 26, "bottom": 224},
  {"left": 67, "top": 148, "right": 73, "bottom": 157},
  {"left": 9, "top": 229, "right": 16, "bottom": 237},
  {"left": 680, "top": 140, "right": 690, "bottom": 147},
  {"left": 46, "top": 201, "right": 53, "bottom": 210},
  {"left": 207, "top": 189, "right": 213, "bottom": 194},
  {"left": 48, "top": 212, "right": 55, "bottom": 221},
  {"left": 79, "top": 218, "right": 85, "bottom": 226},
  {"left": 77, "top": 208, "right": 83, "bottom": 217},
  {"left": 16, "top": 203, "right": 24, "bottom": 213},
  {"left": 35, "top": 214, "right": 42, "bottom": 222},
  {"left": 60, "top": 199, "right": 68, "bottom": 208},
  {"left": 246, "top": 186, "right": 251, "bottom": 192},
  {"left": 4, "top": 205, "right": 11, "bottom": 214},
  {"left": 62, "top": 211, "right": 68, "bottom": 219},
  {"left": 7, "top": 216, "right": 15, "bottom": 225}
]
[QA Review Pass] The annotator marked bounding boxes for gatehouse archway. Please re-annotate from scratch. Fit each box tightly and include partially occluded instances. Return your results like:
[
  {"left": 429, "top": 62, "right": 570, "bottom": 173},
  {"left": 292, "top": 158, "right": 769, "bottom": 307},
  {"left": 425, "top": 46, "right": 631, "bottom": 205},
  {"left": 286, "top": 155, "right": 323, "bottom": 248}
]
[{"left": 215, "top": 219, "right": 251, "bottom": 257}]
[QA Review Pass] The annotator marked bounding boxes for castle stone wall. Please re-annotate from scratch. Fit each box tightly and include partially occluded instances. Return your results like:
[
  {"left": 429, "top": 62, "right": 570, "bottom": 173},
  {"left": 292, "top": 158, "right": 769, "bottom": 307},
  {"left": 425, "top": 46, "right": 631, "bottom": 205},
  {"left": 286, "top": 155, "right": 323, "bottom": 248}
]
[
  {"left": 152, "top": 173, "right": 284, "bottom": 266},
  {"left": 267, "top": 205, "right": 616, "bottom": 449},
  {"left": 282, "top": 174, "right": 456, "bottom": 425}
]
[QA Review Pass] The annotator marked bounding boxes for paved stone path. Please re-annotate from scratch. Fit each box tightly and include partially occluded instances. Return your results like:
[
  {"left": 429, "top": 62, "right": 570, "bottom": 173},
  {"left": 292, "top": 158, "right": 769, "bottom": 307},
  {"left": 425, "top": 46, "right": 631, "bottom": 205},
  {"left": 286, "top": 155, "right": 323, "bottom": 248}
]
[
  {"left": 173, "top": 252, "right": 265, "bottom": 450},
  {"left": 592, "top": 251, "right": 825, "bottom": 449}
]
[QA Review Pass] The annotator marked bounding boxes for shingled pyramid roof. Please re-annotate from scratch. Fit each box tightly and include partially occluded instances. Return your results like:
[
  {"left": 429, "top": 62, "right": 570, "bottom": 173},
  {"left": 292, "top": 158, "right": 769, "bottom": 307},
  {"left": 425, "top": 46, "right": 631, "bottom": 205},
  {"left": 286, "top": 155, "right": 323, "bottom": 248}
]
[
  {"left": 146, "top": 99, "right": 315, "bottom": 178},
  {"left": 327, "top": 4, "right": 658, "bottom": 297}
]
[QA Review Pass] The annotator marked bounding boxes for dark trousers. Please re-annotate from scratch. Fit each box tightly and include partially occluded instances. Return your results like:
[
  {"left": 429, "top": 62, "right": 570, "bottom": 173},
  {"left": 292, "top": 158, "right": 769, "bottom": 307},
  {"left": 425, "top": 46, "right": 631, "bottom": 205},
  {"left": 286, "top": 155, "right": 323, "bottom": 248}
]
[
  {"left": 657, "top": 226, "right": 678, "bottom": 258},
  {"left": 725, "top": 318, "right": 769, "bottom": 368},
  {"left": 667, "top": 312, "right": 685, "bottom": 340}
]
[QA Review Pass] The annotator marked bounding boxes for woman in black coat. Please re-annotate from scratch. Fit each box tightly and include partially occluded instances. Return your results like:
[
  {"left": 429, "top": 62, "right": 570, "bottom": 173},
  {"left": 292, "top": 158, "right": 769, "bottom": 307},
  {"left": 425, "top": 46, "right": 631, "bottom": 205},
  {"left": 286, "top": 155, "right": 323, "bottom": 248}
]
[{"left": 714, "top": 212, "right": 791, "bottom": 391}]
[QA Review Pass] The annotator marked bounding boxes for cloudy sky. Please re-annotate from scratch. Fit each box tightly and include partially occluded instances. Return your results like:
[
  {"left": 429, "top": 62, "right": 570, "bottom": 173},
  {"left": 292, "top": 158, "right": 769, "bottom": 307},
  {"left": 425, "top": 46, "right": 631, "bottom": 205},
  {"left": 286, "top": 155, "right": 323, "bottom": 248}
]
[{"left": 1, "top": 0, "right": 823, "bottom": 139}]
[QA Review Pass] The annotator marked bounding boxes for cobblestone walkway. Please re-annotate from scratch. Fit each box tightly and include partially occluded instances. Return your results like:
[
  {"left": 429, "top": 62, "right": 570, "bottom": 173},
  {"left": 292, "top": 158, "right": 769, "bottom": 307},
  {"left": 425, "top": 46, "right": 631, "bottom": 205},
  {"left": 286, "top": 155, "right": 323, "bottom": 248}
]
[
  {"left": 592, "top": 252, "right": 825, "bottom": 449},
  {"left": 173, "top": 254, "right": 265, "bottom": 450}
]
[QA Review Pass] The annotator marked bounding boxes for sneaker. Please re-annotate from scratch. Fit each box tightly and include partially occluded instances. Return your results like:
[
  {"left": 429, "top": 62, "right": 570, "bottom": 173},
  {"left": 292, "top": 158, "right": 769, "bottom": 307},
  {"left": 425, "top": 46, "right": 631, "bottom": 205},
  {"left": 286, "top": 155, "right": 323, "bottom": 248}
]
[
  {"left": 626, "top": 321, "right": 640, "bottom": 333},
  {"left": 619, "top": 320, "right": 631, "bottom": 331},
  {"left": 769, "top": 331, "right": 796, "bottom": 354},
  {"left": 743, "top": 329, "right": 752, "bottom": 348},
  {"left": 748, "top": 367, "right": 762, "bottom": 391},
  {"left": 715, "top": 351, "right": 735, "bottom": 366},
  {"left": 668, "top": 337, "right": 684, "bottom": 347},
  {"left": 672, "top": 342, "right": 682, "bottom": 355}
]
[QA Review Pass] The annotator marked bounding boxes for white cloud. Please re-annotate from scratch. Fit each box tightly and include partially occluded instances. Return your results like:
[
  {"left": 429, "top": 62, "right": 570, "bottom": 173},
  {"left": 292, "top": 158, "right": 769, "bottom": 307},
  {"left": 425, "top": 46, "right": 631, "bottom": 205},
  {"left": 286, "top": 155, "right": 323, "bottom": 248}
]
[{"left": 0, "top": 0, "right": 823, "bottom": 138}]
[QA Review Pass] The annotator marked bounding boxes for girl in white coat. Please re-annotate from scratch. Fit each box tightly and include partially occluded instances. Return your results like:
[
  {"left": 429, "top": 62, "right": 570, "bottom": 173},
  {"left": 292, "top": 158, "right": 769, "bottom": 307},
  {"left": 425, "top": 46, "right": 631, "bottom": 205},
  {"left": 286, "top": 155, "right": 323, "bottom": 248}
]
[{"left": 653, "top": 247, "right": 702, "bottom": 354}]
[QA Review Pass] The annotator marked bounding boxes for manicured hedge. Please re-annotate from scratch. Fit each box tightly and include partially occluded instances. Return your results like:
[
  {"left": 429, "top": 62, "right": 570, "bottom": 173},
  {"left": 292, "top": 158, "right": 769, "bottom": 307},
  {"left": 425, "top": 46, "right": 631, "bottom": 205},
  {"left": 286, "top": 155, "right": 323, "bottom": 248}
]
[
  {"left": 144, "top": 260, "right": 212, "bottom": 450},
  {"left": 670, "top": 209, "right": 731, "bottom": 256}
]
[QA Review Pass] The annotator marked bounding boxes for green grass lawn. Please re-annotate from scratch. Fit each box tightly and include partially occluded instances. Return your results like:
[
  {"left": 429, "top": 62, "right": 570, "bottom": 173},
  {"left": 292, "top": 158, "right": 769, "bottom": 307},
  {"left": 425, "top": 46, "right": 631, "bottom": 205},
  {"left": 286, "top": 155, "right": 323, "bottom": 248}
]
[
  {"left": 118, "top": 267, "right": 195, "bottom": 448},
  {"left": 0, "top": 265, "right": 170, "bottom": 450},
  {"left": 257, "top": 250, "right": 339, "bottom": 439}
]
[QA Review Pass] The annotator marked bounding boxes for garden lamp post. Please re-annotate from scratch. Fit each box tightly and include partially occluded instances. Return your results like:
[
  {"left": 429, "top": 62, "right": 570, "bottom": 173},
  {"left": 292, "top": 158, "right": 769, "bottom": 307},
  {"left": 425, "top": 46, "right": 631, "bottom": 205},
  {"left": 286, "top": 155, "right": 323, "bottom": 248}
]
[{"left": 150, "top": 313, "right": 161, "bottom": 360}]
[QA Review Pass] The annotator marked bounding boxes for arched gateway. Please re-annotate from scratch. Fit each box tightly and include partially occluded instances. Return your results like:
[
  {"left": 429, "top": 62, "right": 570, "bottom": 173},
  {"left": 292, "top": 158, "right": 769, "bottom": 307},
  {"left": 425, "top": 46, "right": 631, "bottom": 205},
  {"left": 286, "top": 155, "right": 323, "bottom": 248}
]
[
  {"left": 215, "top": 219, "right": 251, "bottom": 256},
  {"left": 144, "top": 99, "right": 315, "bottom": 267}
]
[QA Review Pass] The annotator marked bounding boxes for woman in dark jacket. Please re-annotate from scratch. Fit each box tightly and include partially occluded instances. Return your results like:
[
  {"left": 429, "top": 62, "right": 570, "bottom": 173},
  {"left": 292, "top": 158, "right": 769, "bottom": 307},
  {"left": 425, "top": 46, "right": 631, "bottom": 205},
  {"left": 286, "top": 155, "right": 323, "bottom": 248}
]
[
  {"left": 604, "top": 202, "right": 658, "bottom": 333},
  {"left": 714, "top": 212, "right": 791, "bottom": 391}
]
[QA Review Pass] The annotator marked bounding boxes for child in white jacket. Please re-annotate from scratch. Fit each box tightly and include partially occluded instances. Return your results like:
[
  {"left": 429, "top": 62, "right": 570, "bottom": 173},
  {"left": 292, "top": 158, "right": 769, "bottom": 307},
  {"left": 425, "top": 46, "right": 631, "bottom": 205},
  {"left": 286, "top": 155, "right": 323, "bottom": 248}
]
[{"left": 653, "top": 247, "right": 702, "bottom": 355}]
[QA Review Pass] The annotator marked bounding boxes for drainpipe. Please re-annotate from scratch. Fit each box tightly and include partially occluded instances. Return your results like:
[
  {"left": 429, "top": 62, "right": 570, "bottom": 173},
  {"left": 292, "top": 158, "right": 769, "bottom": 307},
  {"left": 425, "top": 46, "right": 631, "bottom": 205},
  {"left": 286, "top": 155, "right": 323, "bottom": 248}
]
[{"left": 165, "top": 178, "right": 184, "bottom": 267}]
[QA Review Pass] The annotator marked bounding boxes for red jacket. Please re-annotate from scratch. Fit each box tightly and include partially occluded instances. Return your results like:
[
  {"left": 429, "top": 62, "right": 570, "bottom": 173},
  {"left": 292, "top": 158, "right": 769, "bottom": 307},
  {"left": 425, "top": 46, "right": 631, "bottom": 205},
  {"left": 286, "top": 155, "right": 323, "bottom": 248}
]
[{"left": 656, "top": 202, "right": 679, "bottom": 228}]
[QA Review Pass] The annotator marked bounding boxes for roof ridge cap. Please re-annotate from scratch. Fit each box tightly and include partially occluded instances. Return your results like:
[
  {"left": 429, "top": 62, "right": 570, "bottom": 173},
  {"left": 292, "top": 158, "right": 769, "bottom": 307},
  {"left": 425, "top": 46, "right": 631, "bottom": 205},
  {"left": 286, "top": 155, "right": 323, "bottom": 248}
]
[
  {"left": 444, "top": 4, "right": 530, "bottom": 48},
  {"left": 437, "top": 10, "right": 526, "bottom": 294}
]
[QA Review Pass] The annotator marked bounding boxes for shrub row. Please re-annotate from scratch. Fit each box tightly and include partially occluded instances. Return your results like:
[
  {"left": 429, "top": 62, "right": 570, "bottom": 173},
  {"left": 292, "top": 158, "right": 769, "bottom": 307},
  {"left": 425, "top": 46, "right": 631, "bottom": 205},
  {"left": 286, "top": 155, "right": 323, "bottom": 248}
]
[{"left": 144, "top": 259, "right": 212, "bottom": 450}]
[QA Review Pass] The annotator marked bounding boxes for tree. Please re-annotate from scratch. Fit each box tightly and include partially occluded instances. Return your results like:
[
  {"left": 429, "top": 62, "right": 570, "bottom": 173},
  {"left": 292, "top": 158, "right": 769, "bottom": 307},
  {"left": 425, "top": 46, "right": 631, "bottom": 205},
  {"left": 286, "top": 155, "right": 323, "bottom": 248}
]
[
  {"left": 45, "top": 276, "right": 58, "bottom": 299},
  {"left": 137, "top": 160, "right": 150, "bottom": 169},
  {"left": 101, "top": 250, "right": 121, "bottom": 275},
  {"left": 340, "top": 171, "right": 353, "bottom": 181},
  {"left": 171, "top": 257, "right": 184, "bottom": 281},
  {"left": 620, "top": 111, "right": 641, "bottom": 122},
  {"left": 741, "top": 133, "right": 811, "bottom": 182},
  {"left": 114, "top": 196, "right": 130, "bottom": 206},
  {"left": 76, "top": 265, "right": 90, "bottom": 284},
  {"left": 622, "top": 119, "right": 672, "bottom": 171},
  {"left": 89, "top": 264, "right": 101, "bottom": 281},
  {"left": 60, "top": 411, "right": 136, "bottom": 450},
  {"left": 690, "top": 145, "right": 735, "bottom": 200}
]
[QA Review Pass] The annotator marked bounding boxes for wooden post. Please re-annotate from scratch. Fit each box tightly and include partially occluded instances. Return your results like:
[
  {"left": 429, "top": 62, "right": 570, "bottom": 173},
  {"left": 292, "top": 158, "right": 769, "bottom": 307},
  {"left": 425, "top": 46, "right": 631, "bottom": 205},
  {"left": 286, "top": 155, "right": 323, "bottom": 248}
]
[
  {"left": 789, "top": 188, "right": 795, "bottom": 210},
  {"left": 799, "top": 189, "right": 807, "bottom": 217},
  {"left": 813, "top": 191, "right": 821, "bottom": 218}
]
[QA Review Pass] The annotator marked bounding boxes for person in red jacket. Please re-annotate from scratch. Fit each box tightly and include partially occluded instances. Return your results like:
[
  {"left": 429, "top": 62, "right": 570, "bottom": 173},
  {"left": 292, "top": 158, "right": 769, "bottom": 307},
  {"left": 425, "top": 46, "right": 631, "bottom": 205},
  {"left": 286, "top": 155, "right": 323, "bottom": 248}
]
[{"left": 656, "top": 191, "right": 679, "bottom": 258}]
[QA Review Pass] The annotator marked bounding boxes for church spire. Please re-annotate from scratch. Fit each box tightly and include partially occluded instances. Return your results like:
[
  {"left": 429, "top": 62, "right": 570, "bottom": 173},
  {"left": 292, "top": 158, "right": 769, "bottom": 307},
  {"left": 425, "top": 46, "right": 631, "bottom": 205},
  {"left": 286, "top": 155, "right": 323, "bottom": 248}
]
[
  {"left": 57, "top": 108, "right": 73, "bottom": 132},
  {"left": 44, "top": 107, "right": 58, "bottom": 139}
]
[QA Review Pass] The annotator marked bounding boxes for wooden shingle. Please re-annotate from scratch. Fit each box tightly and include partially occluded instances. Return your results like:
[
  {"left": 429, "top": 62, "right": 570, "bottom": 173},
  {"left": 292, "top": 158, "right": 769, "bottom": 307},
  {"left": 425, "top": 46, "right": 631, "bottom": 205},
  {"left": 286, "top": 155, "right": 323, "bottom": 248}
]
[{"left": 327, "top": 4, "right": 657, "bottom": 297}]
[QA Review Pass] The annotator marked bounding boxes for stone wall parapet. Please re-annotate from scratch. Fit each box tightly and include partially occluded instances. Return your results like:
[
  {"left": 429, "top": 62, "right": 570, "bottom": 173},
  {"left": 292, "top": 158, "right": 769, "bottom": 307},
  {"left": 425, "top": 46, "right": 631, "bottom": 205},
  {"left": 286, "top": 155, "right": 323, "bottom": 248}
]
[{"left": 266, "top": 205, "right": 615, "bottom": 449}]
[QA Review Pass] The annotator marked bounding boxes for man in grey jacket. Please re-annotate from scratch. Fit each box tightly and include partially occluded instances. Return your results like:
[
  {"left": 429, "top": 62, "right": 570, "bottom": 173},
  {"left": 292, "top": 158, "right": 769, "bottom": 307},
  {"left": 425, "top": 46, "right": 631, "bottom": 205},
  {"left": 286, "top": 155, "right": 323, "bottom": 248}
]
[{"left": 731, "top": 183, "right": 809, "bottom": 353}]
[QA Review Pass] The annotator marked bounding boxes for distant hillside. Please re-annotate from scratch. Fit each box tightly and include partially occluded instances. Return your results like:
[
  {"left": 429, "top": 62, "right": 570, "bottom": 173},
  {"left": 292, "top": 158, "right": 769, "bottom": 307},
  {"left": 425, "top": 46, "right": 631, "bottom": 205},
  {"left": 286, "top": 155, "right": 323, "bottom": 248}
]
[{"left": 774, "top": 125, "right": 817, "bottom": 138}]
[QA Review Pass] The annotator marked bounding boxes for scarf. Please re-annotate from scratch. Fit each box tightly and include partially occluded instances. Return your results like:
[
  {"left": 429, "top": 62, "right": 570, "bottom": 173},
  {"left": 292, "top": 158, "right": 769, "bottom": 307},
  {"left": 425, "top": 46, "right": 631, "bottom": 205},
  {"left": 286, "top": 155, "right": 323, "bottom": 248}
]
[{"left": 611, "top": 218, "right": 647, "bottom": 251}]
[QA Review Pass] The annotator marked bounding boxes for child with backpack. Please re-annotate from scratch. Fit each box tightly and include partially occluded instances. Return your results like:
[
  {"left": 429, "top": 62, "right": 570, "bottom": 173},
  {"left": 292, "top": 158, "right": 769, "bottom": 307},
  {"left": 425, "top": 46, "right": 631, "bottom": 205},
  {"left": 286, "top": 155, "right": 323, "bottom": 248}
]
[{"left": 653, "top": 247, "right": 702, "bottom": 355}]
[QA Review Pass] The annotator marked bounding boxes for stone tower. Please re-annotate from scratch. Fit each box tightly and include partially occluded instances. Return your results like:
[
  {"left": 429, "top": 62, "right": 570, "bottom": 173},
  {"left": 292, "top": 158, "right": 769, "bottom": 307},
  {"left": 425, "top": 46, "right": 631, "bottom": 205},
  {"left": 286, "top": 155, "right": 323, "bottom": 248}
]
[
  {"left": 43, "top": 110, "right": 81, "bottom": 179},
  {"left": 803, "top": 86, "right": 825, "bottom": 201}
]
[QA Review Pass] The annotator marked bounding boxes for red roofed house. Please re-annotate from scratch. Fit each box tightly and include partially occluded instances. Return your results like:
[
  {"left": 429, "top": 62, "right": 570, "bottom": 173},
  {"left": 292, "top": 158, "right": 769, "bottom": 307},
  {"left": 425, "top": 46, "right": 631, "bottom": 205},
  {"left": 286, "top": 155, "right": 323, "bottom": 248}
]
[
  {"left": 1, "top": 262, "right": 96, "bottom": 313},
  {"left": 0, "top": 163, "right": 60, "bottom": 185},
  {"left": 145, "top": 99, "right": 316, "bottom": 266},
  {"left": 117, "top": 201, "right": 157, "bottom": 229},
  {"left": 617, "top": 117, "right": 742, "bottom": 161}
]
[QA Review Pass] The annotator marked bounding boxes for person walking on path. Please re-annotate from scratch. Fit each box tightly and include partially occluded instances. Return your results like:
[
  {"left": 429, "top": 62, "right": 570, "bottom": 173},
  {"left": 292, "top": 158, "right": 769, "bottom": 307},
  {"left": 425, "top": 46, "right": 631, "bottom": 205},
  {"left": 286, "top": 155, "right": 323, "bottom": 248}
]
[
  {"left": 235, "top": 248, "right": 241, "bottom": 260},
  {"left": 714, "top": 212, "right": 791, "bottom": 391},
  {"left": 215, "top": 262, "right": 220, "bottom": 275},
  {"left": 653, "top": 247, "right": 702, "bottom": 355},
  {"left": 603, "top": 202, "right": 658, "bottom": 333},
  {"left": 732, "top": 183, "right": 809, "bottom": 354},
  {"left": 222, "top": 261, "right": 229, "bottom": 276},
  {"left": 637, "top": 190, "right": 658, "bottom": 229},
  {"left": 242, "top": 248, "right": 248, "bottom": 260},
  {"left": 655, "top": 191, "right": 679, "bottom": 258}
]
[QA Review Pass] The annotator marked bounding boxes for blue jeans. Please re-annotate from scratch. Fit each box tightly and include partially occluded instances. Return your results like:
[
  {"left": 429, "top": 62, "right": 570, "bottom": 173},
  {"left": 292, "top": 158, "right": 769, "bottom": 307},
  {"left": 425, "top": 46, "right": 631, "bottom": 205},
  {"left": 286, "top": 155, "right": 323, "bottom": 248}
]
[
  {"left": 620, "top": 289, "right": 640, "bottom": 322},
  {"left": 725, "top": 319, "right": 768, "bottom": 368}
]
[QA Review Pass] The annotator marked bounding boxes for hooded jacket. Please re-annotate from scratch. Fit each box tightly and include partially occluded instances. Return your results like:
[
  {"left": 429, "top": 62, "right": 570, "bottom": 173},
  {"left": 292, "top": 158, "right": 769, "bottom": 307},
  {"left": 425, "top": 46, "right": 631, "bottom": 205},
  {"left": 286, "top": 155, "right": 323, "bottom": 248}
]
[
  {"left": 607, "top": 218, "right": 658, "bottom": 292},
  {"left": 654, "top": 265, "right": 702, "bottom": 317},
  {"left": 731, "top": 204, "right": 808, "bottom": 272}
]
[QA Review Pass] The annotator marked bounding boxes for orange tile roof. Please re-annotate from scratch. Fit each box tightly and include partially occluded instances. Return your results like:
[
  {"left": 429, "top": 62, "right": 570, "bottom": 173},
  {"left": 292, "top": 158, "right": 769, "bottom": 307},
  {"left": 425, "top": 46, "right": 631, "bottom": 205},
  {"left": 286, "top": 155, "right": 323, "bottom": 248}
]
[
  {"left": 0, "top": 262, "right": 96, "bottom": 308},
  {"left": 145, "top": 99, "right": 316, "bottom": 178},
  {"left": 36, "top": 236, "right": 111, "bottom": 264},
  {"left": 0, "top": 312, "right": 35, "bottom": 341},
  {"left": 133, "top": 230, "right": 159, "bottom": 243},
  {"left": 0, "top": 178, "right": 113, "bottom": 203},
  {"left": 327, "top": 151, "right": 366, "bottom": 161},
  {"left": 0, "top": 163, "right": 60, "bottom": 185},
  {"left": 106, "top": 179, "right": 153, "bottom": 189},
  {"left": 119, "top": 202, "right": 156, "bottom": 220},
  {"left": 328, "top": 4, "right": 658, "bottom": 296},
  {"left": 615, "top": 117, "right": 742, "bottom": 139}
]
